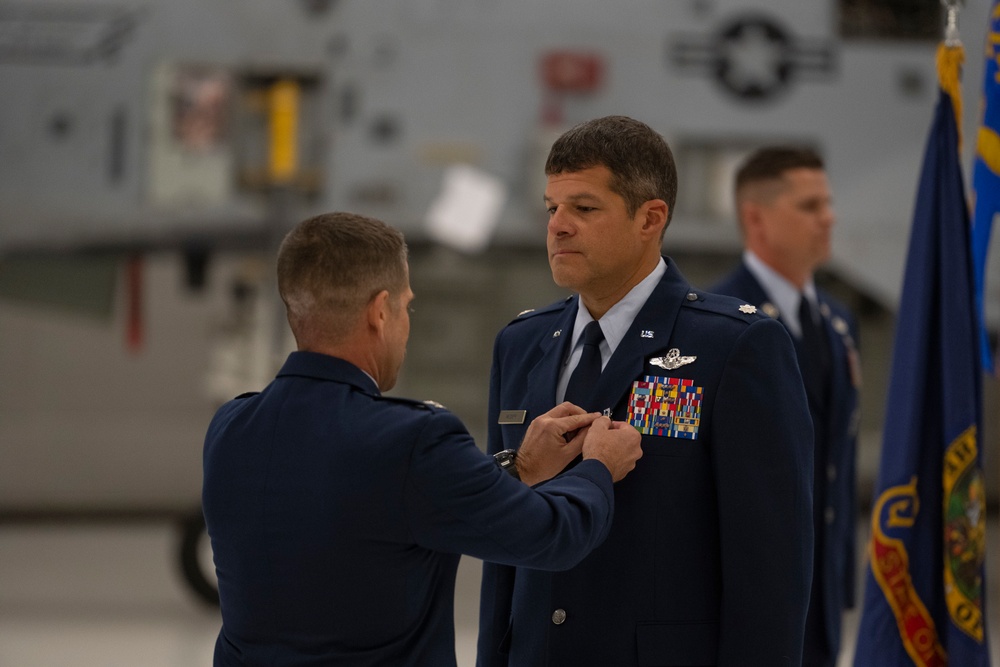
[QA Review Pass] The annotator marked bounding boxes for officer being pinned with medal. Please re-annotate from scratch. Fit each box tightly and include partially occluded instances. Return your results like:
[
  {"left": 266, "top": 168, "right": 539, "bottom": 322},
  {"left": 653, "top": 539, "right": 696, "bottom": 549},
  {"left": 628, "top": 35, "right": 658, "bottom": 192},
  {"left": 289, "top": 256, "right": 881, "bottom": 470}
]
[{"left": 477, "top": 116, "right": 814, "bottom": 667}]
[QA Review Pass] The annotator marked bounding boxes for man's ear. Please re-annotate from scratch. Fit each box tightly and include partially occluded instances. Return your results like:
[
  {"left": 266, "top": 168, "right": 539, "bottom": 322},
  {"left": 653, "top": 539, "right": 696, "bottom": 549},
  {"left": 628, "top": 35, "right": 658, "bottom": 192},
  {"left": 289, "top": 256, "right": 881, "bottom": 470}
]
[
  {"left": 638, "top": 199, "right": 668, "bottom": 240},
  {"left": 740, "top": 200, "right": 763, "bottom": 236},
  {"left": 367, "top": 289, "right": 390, "bottom": 335}
]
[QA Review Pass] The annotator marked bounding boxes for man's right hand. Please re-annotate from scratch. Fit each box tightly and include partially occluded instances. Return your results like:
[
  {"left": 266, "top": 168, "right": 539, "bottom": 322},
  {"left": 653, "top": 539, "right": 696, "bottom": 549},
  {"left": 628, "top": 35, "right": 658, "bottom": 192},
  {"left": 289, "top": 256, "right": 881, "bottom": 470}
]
[
  {"left": 516, "top": 402, "right": 601, "bottom": 486},
  {"left": 581, "top": 417, "right": 642, "bottom": 482}
]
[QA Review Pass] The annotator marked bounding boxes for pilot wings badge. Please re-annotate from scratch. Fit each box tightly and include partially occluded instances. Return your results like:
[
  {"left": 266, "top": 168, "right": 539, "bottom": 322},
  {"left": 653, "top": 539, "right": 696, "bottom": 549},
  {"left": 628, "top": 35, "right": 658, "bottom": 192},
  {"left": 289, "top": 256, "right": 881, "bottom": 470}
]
[{"left": 650, "top": 348, "right": 696, "bottom": 370}]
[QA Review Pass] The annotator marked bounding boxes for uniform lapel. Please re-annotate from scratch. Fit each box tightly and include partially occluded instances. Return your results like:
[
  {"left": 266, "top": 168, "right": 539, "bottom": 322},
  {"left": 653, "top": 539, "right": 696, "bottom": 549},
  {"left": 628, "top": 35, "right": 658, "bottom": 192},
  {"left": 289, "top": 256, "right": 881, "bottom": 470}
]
[
  {"left": 820, "top": 300, "right": 856, "bottom": 437},
  {"left": 525, "top": 300, "right": 578, "bottom": 411},
  {"left": 739, "top": 263, "right": 822, "bottom": 405}
]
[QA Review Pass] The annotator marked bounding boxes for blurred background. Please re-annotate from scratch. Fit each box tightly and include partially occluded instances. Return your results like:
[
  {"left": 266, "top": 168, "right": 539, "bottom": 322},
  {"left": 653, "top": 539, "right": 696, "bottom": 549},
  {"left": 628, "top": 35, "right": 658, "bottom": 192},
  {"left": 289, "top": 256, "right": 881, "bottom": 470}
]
[{"left": 0, "top": 0, "right": 997, "bottom": 665}]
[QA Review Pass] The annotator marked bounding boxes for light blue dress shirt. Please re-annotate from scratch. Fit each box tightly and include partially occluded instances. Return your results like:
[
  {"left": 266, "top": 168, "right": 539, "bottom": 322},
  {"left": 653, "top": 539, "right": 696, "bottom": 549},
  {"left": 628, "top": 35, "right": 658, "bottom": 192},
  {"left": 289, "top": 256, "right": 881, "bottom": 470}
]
[
  {"left": 743, "top": 250, "right": 819, "bottom": 340},
  {"left": 555, "top": 258, "right": 667, "bottom": 403}
]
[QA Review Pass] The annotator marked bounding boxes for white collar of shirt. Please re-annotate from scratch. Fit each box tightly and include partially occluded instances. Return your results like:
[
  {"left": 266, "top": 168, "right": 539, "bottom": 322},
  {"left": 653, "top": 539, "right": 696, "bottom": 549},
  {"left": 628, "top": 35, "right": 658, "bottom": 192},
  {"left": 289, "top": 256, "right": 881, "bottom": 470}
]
[
  {"left": 361, "top": 369, "right": 380, "bottom": 394},
  {"left": 555, "top": 258, "right": 667, "bottom": 403},
  {"left": 570, "top": 257, "right": 667, "bottom": 360},
  {"left": 743, "top": 250, "right": 817, "bottom": 339}
]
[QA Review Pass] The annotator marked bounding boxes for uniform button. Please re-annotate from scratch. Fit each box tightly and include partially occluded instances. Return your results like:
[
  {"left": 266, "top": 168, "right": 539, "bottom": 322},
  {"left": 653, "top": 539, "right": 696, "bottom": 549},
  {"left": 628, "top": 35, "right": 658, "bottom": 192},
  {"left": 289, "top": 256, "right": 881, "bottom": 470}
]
[
  {"left": 686, "top": 292, "right": 698, "bottom": 301},
  {"left": 825, "top": 507, "right": 836, "bottom": 524},
  {"left": 551, "top": 609, "right": 567, "bottom": 625},
  {"left": 827, "top": 464, "right": 837, "bottom": 482}
]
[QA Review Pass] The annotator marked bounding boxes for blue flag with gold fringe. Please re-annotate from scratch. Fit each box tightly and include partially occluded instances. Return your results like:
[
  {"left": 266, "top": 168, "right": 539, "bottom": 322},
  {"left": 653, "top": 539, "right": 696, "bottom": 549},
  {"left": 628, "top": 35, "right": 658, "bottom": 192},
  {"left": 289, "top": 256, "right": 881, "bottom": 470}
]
[
  {"left": 972, "top": 0, "right": 1000, "bottom": 372},
  {"left": 853, "top": 42, "right": 991, "bottom": 667}
]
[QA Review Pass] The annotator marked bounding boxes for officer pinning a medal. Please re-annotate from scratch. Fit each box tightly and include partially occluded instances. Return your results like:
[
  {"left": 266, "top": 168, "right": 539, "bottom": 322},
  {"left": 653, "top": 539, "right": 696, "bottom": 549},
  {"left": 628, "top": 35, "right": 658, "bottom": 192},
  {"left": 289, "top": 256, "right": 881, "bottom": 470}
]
[
  {"left": 478, "top": 116, "right": 814, "bottom": 667},
  {"left": 711, "top": 146, "right": 861, "bottom": 667},
  {"left": 202, "top": 212, "right": 642, "bottom": 667}
]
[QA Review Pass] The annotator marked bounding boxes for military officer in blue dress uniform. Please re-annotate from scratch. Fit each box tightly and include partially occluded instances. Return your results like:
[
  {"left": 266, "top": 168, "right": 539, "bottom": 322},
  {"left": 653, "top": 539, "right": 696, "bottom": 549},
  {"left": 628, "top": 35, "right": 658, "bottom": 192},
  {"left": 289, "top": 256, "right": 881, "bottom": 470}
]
[
  {"left": 711, "top": 147, "right": 860, "bottom": 667},
  {"left": 203, "top": 211, "right": 643, "bottom": 667},
  {"left": 477, "top": 117, "right": 815, "bottom": 667}
]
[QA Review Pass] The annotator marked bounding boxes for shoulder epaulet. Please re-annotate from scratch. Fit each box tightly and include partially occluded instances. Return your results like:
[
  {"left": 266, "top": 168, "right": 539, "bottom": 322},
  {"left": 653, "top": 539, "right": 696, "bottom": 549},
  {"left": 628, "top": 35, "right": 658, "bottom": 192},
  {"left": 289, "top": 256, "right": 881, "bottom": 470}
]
[
  {"left": 681, "top": 289, "right": 767, "bottom": 324},
  {"left": 506, "top": 295, "right": 573, "bottom": 325},
  {"left": 234, "top": 391, "right": 260, "bottom": 400},
  {"left": 374, "top": 394, "right": 449, "bottom": 412}
]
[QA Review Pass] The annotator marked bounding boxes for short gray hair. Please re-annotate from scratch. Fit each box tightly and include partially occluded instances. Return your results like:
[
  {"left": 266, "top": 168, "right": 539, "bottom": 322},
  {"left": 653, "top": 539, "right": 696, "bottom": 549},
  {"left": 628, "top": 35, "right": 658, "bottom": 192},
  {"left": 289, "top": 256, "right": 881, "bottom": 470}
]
[{"left": 277, "top": 212, "right": 408, "bottom": 344}]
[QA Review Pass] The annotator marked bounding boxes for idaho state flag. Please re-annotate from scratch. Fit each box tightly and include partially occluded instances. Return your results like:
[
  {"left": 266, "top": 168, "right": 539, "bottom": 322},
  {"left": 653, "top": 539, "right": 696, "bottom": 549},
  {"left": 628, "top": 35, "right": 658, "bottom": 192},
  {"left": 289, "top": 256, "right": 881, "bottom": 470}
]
[{"left": 853, "top": 43, "right": 991, "bottom": 667}]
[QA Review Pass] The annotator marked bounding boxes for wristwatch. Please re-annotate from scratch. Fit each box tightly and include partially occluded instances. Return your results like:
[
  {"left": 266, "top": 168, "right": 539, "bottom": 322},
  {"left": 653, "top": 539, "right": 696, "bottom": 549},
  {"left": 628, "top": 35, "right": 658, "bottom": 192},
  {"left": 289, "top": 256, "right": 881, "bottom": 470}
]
[{"left": 493, "top": 449, "right": 520, "bottom": 480}]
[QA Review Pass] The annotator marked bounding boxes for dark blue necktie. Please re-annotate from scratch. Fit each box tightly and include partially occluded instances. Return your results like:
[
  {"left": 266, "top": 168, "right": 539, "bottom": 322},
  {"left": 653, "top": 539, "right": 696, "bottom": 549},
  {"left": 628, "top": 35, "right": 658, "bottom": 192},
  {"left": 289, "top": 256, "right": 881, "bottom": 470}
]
[
  {"left": 564, "top": 320, "right": 605, "bottom": 409},
  {"left": 798, "top": 295, "right": 831, "bottom": 407}
]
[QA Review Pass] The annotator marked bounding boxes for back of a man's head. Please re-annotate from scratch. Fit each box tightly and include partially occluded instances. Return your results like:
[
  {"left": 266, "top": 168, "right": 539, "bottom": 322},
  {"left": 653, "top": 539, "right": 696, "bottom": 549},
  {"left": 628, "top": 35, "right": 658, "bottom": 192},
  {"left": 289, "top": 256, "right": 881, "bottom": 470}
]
[
  {"left": 545, "top": 115, "right": 678, "bottom": 224},
  {"left": 277, "top": 212, "right": 407, "bottom": 348}
]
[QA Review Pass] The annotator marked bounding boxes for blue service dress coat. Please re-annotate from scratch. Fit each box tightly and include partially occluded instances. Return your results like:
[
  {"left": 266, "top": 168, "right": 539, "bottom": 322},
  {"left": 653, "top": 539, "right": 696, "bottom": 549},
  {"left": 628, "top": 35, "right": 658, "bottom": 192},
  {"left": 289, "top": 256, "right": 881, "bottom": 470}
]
[
  {"left": 477, "top": 259, "right": 815, "bottom": 667},
  {"left": 203, "top": 351, "right": 617, "bottom": 667},
  {"left": 711, "top": 261, "right": 860, "bottom": 658}
]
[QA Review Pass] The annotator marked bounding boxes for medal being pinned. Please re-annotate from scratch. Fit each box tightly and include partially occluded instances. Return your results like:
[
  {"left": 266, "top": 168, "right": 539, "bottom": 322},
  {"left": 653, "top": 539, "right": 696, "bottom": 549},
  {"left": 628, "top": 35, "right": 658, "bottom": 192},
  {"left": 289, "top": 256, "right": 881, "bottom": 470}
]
[{"left": 650, "top": 348, "right": 696, "bottom": 370}]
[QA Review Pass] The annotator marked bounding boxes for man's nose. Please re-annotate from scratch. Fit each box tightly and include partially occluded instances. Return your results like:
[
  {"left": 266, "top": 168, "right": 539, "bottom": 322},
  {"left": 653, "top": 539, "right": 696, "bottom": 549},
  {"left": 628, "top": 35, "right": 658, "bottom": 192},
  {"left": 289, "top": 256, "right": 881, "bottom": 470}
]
[{"left": 548, "top": 208, "right": 572, "bottom": 235}]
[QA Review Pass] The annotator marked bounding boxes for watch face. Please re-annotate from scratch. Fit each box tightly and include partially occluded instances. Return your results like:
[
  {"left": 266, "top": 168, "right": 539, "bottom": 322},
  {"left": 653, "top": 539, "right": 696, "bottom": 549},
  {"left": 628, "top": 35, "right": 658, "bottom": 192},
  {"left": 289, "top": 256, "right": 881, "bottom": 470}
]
[
  {"left": 495, "top": 450, "right": 516, "bottom": 468},
  {"left": 494, "top": 450, "right": 519, "bottom": 480}
]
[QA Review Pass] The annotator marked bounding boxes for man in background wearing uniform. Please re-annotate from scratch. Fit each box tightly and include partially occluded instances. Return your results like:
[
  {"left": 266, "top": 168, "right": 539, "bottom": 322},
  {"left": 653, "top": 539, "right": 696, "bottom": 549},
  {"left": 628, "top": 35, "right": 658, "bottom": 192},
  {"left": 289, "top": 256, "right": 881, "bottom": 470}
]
[
  {"left": 477, "top": 116, "right": 814, "bottom": 667},
  {"left": 202, "top": 211, "right": 642, "bottom": 667},
  {"left": 711, "top": 147, "right": 860, "bottom": 667}
]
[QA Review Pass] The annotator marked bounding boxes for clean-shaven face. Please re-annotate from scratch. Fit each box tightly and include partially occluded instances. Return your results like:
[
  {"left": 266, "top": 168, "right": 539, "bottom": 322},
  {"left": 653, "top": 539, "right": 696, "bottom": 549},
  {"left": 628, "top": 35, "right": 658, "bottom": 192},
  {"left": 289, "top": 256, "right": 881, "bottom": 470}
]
[
  {"left": 755, "top": 168, "right": 835, "bottom": 275},
  {"left": 545, "top": 164, "right": 649, "bottom": 302}
]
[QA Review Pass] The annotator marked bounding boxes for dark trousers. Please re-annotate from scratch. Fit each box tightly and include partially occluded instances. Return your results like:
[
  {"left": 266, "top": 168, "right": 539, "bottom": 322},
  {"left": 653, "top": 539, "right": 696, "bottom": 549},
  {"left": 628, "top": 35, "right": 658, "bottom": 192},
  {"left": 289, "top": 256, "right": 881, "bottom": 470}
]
[{"left": 801, "top": 583, "right": 834, "bottom": 667}]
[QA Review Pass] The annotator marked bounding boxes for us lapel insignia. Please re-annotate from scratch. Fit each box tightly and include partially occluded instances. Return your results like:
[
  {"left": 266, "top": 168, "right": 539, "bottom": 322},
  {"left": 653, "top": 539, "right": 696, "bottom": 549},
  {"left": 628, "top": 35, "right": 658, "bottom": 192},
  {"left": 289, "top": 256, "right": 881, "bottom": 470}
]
[
  {"left": 641, "top": 330, "right": 654, "bottom": 338},
  {"left": 738, "top": 304, "right": 757, "bottom": 314},
  {"left": 650, "top": 348, "right": 696, "bottom": 370}
]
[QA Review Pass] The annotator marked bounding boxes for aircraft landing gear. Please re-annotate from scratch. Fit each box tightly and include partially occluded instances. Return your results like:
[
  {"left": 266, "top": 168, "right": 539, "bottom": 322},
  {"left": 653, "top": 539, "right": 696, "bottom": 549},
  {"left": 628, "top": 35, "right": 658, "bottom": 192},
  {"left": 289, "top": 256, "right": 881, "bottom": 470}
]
[{"left": 178, "top": 510, "right": 218, "bottom": 606}]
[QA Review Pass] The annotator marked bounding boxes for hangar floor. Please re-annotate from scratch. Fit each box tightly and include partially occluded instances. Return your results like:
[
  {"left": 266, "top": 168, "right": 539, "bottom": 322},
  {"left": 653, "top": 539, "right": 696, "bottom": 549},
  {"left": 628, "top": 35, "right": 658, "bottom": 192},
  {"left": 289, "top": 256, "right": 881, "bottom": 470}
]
[{"left": 1, "top": 516, "right": 998, "bottom": 666}]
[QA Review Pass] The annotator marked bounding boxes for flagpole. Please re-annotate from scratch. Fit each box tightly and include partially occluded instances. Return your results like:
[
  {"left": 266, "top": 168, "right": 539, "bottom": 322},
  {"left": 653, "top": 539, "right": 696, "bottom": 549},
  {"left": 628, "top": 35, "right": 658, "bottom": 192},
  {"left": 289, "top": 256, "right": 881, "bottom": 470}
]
[
  {"left": 939, "top": 0, "right": 964, "bottom": 153},
  {"left": 943, "top": 0, "right": 962, "bottom": 47}
]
